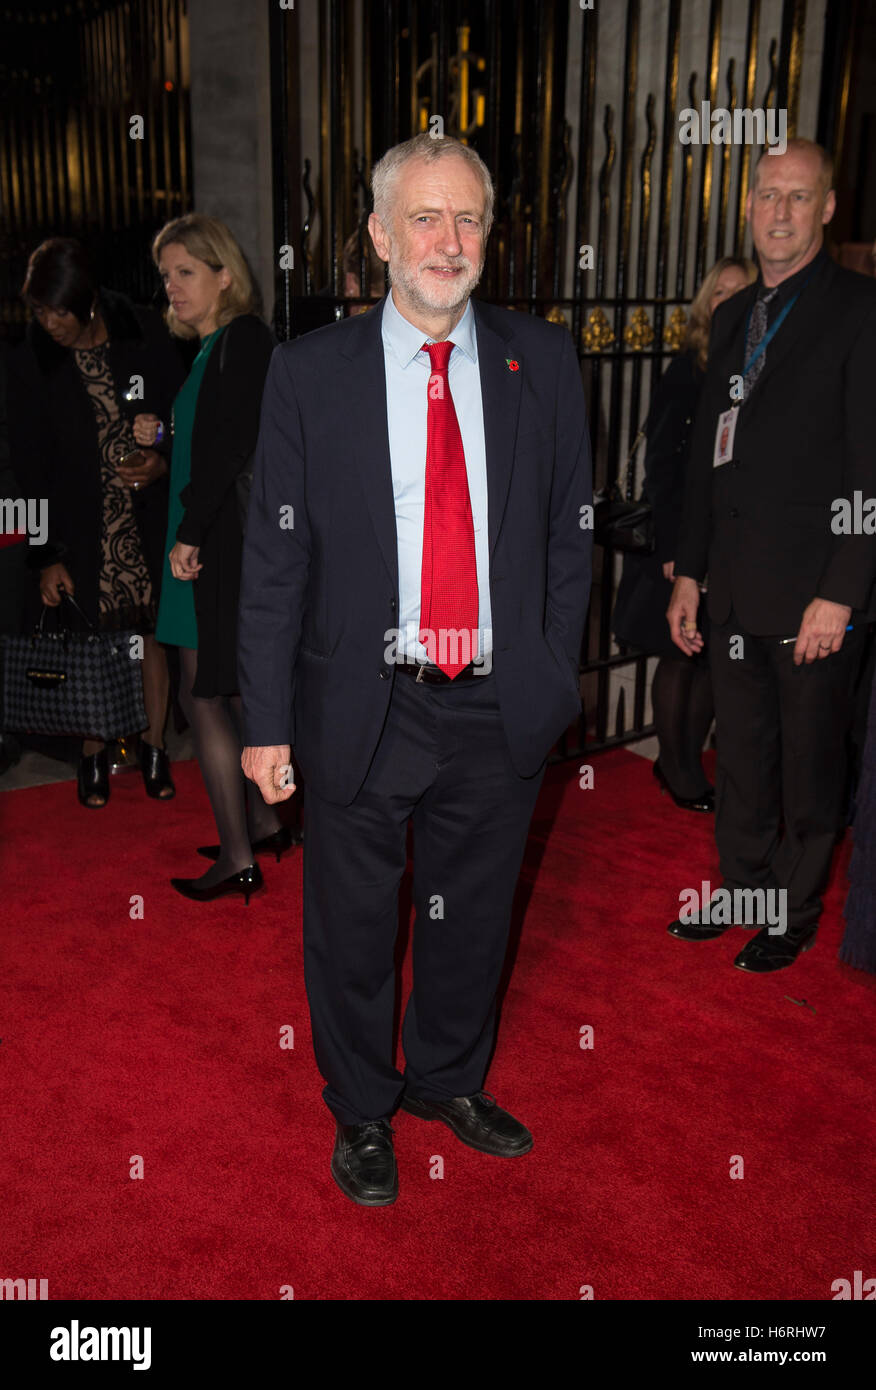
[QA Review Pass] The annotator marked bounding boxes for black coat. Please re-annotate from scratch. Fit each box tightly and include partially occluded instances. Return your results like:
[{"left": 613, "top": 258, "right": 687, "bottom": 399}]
[
  {"left": 5, "top": 288, "right": 185, "bottom": 626},
  {"left": 676, "top": 250, "right": 876, "bottom": 632},
  {"left": 175, "top": 313, "right": 275, "bottom": 697},
  {"left": 612, "top": 350, "right": 703, "bottom": 656}
]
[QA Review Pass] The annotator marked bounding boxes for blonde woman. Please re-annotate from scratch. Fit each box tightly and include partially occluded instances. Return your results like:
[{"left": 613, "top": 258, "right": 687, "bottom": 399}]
[
  {"left": 613, "top": 255, "right": 755, "bottom": 807},
  {"left": 137, "top": 214, "right": 285, "bottom": 902}
]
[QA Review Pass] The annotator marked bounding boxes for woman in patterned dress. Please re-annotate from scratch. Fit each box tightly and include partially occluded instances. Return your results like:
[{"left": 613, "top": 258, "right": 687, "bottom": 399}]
[{"left": 7, "top": 238, "right": 185, "bottom": 806}]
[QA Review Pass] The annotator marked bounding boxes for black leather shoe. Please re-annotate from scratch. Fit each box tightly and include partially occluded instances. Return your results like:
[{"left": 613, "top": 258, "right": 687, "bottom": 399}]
[
  {"left": 667, "top": 915, "right": 733, "bottom": 941},
  {"left": 653, "top": 761, "right": 715, "bottom": 812},
  {"left": 400, "top": 1091, "right": 533, "bottom": 1156},
  {"left": 140, "top": 740, "right": 175, "bottom": 799},
  {"left": 77, "top": 749, "right": 110, "bottom": 808},
  {"left": 330, "top": 1120, "right": 398, "bottom": 1206},
  {"left": 197, "top": 825, "right": 299, "bottom": 862},
  {"left": 733, "top": 924, "right": 817, "bottom": 973},
  {"left": 170, "top": 862, "right": 264, "bottom": 905}
]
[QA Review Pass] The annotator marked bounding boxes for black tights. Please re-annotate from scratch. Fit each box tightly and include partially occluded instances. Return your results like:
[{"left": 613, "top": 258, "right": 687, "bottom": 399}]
[
  {"left": 651, "top": 650, "right": 714, "bottom": 800},
  {"left": 178, "top": 647, "right": 280, "bottom": 885}
]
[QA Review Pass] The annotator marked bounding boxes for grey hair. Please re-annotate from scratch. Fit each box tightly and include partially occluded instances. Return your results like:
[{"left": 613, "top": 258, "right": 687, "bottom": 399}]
[{"left": 371, "top": 133, "right": 495, "bottom": 238}]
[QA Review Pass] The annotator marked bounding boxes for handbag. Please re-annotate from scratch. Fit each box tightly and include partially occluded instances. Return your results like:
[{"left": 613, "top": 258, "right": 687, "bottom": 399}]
[
  {"left": 0, "top": 591, "right": 148, "bottom": 740},
  {"left": 594, "top": 426, "right": 655, "bottom": 554}
]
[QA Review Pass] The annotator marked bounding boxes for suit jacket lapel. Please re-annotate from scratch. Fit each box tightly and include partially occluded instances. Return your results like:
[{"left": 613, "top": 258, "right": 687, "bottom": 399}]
[
  {"left": 474, "top": 302, "right": 522, "bottom": 557},
  {"left": 745, "top": 256, "right": 833, "bottom": 401},
  {"left": 341, "top": 301, "right": 398, "bottom": 590}
]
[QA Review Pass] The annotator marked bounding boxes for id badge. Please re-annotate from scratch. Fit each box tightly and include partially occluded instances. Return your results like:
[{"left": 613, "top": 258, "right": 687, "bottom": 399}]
[{"left": 713, "top": 407, "right": 738, "bottom": 468}]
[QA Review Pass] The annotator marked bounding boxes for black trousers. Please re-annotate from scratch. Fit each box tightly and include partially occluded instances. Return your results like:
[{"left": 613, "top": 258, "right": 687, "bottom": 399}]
[
  {"left": 709, "top": 612, "right": 866, "bottom": 933},
  {"left": 302, "top": 668, "right": 544, "bottom": 1126}
]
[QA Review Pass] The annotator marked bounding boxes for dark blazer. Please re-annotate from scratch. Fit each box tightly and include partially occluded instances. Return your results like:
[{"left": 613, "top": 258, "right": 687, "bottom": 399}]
[
  {"left": 5, "top": 288, "right": 185, "bottom": 624},
  {"left": 675, "top": 252, "right": 876, "bottom": 633},
  {"left": 176, "top": 313, "right": 275, "bottom": 697},
  {"left": 238, "top": 296, "right": 593, "bottom": 805},
  {"left": 613, "top": 350, "right": 703, "bottom": 656}
]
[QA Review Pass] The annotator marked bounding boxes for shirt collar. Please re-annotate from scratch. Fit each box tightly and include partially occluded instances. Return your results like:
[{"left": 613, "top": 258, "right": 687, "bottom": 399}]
[
  {"left": 381, "top": 287, "right": 478, "bottom": 368},
  {"left": 757, "top": 245, "right": 827, "bottom": 303}
]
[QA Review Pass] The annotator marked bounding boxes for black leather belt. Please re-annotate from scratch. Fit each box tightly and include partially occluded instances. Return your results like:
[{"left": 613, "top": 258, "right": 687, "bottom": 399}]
[{"left": 395, "top": 659, "right": 488, "bottom": 685}]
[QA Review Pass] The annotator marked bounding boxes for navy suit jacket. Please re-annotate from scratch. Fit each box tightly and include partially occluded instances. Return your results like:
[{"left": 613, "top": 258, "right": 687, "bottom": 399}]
[{"left": 238, "top": 296, "right": 593, "bottom": 805}]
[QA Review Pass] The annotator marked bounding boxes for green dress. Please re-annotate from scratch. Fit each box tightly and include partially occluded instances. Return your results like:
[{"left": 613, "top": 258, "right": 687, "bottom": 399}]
[{"left": 155, "top": 326, "right": 225, "bottom": 648}]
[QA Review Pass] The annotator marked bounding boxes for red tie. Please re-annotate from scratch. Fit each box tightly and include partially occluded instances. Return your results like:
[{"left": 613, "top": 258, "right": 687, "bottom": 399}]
[{"left": 418, "top": 341, "right": 479, "bottom": 678}]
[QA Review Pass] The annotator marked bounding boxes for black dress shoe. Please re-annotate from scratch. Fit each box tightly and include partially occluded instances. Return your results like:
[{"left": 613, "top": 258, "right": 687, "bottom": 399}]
[
  {"left": 733, "top": 924, "right": 817, "bottom": 974},
  {"left": 170, "top": 862, "right": 264, "bottom": 905},
  {"left": 330, "top": 1120, "right": 398, "bottom": 1206},
  {"left": 400, "top": 1091, "right": 532, "bottom": 1156},
  {"left": 139, "top": 740, "right": 175, "bottom": 799},
  {"left": 653, "top": 760, "right": 715, "bottom": 812},
  {"left": 667, "top": 916, "right": 733, "bottom": 941},
  {"left": 77, "top": 749, "right": 110, "bottom": 808},
  {"left": 197, "top": 825, "right": 298, "bottom": 862}
]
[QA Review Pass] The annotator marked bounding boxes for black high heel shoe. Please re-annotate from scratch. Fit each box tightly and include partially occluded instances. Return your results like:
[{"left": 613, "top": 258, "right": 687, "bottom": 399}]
[
  {"left": 170, "top": 862, "right": 264, "bottom": 904},
  {"left": 196, "top": 825, "right": 300, "bottom": 862},
  {"left": 77, "top": 749, "right": 110, "bottom": 808},
  {"left": 140, "top": 740, "right": 175, "bottom": 799},
  {"left": 653, "top": 760, "right": 715, "bottom": 813}
]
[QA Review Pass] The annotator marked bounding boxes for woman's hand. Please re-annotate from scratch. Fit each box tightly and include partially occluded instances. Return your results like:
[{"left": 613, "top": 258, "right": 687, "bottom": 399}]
[
  {"left": 133, "top": 413, "right": 163, "bottom": 447},
  {"left": 40, "top": 563, "right": 74, "bottom": 606},
  {"left": 116, "top": 447, "right": 167, "bottom": 491},
  {"left": 169, "top": 542, "right": 202, "bottom": 581}
]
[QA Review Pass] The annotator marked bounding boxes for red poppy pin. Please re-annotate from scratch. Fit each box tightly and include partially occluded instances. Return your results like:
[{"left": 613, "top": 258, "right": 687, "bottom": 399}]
[{"left": 506, "top": 358, "right": 520, "bottom": 372}]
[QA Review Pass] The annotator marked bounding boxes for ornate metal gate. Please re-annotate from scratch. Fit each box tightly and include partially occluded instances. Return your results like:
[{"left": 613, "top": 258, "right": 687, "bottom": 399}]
[{"left": 269, "top": 0, "right": 854, "bottom": 756}]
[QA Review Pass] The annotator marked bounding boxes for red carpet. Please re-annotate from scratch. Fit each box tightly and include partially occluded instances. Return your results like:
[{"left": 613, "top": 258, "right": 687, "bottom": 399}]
[{"left": 2, "top": 751, "right": 874, "bottom": 1300}]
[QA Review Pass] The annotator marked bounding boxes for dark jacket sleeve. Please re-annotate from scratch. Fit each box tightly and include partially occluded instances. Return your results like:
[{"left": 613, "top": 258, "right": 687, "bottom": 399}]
[
  {"left": 4, "top": 344, "right": 68, "bottom": 564},
  {"left": 238, "top": 343, "right": 311, "bottom": 747},
  {"left": 176, "top": 315, "right": 275, "bottom": 547},
  {"left": 135, "top": 306, "right": 186, "bottom": 462},
  {"left": 642, "top": 352, "right": 702, "bottom": 564},
  {"left": 545, "top": 326, "right": 593, "bottom": 684},
  {"left": 816, "top": 296, "right": 876, "bottom": 609}
]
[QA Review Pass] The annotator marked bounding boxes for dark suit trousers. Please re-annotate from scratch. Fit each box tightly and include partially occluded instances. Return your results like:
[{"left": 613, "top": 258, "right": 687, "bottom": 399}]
[
  {"left": 301, "top": 668, "right": 544, "bottom": 1126},
  {"left": 709, "top": 612, "right": 865, "bottom": 931}
]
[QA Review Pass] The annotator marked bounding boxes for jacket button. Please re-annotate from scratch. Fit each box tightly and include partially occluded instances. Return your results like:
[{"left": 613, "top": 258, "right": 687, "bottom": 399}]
[
  {"left": 729, "top": 508, "right": 739, "bottom": 518},
  {"left": 378, "top": 670, "right": 389, "bottom": 680},
  {"left": 389, "top": 599, "right": 396, "bottom": 610}
]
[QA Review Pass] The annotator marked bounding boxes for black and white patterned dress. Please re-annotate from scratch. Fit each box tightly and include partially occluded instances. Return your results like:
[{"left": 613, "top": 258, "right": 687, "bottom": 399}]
[{"left": 73, "top": 341, "right": 156, "bottom": 632}]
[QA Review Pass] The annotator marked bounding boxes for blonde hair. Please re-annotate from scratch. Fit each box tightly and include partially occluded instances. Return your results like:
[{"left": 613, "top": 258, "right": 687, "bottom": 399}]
[
  {"left": 151, "top": 213, "right": 261, "bottom": 339},
  {"left": 685, "top": 256, "right": 757, "bottom": 370}
]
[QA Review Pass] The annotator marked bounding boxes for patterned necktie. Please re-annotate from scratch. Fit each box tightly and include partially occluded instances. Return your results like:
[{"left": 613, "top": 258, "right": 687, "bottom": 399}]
[
  {"left": 418, "top": 340, "right": 479, "bottom": 678},
  {"left": 743, "top": 286, "right": 779, "bottom": 399}
]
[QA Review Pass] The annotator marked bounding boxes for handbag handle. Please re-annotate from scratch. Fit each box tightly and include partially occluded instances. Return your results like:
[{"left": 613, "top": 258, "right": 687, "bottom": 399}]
[
  {"left": 614, "top": 423, "right": 648, "bottom": 501},
  {"left": 34, "top": 588, "right": 96, "bottom": 639}
]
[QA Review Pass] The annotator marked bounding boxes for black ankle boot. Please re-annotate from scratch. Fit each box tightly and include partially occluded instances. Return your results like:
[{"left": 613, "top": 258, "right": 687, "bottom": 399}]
[
  {"left": 140, "top": 740, "right": 175, "bottom": 799},
  {"left": 78, "top": 749, "right": 110, "bottom": 808}
]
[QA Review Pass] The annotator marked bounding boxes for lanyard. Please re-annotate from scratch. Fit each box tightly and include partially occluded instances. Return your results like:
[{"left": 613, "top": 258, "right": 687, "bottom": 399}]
[{"left": 742, "top": 266, "right": 817, "bottom": 378}]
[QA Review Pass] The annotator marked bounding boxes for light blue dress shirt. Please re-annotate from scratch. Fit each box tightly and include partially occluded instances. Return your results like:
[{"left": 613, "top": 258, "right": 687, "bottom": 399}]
[{"left": 381, "top": 288, "right": 492, "bottom": 664}]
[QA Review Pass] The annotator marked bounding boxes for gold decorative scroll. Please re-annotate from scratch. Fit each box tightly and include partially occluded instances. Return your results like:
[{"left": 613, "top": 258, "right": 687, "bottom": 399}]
[
  {"left": 623, "top": 307, "right": 655, "bottom": 351},
  {"left": 583, "top": 306, "right": 615, "bottom": 352},
  {"left": 663, "top": 306, "right": 688, "bottom": 351}
]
